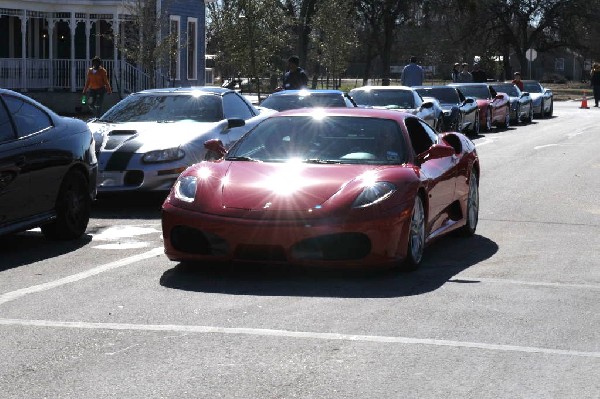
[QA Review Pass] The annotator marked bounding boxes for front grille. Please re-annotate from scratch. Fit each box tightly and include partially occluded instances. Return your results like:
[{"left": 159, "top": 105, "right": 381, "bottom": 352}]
[
  {"left": 291, "top": 232, "right": 371, "bottom": 261},
  {"left": 234, "top": 245, "right": 287, "bottom": 262},
  {"left": 170, "top": 226, "right": 229, "bottom": 255}
]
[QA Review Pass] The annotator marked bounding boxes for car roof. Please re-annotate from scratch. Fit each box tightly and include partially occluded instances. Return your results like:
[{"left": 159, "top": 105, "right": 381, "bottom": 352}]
[
  {"left": 136, "top": 86, "right": 234, "bottom": 95},
  {"left": 413, "top": 85, "right": 455, "bottom": 90},
  {"left": 350, "top": 85, "right": 413, "bottom": 91},
  {"left": 448, "top": 83, "right": 488, "bottom": 87},
  {"left": 273, "top": 107, "right": 412, "bottom": 120},
  {"left": 269, "top": 89, "right": 346, "bottom": 96}
]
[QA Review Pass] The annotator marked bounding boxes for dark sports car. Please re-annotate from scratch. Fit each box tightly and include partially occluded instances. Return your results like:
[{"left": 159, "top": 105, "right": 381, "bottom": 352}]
[
  {"left": 448, "top": 83, "right": 511, "bottom": 131},
  {"left": 489, "top": 82, "right": 533, "bottom": 124},
  {"left": 161, "top": 108, "right": 480, "bottom": 269},
  {"left": 259, "top": 89, "right": 357, "bottom": 111},
  {"left": 0, "top": 89, "right": 97, "bottom": 239},
  {"left": 414, "top": 85, "right": 479, "bottom": 135}
]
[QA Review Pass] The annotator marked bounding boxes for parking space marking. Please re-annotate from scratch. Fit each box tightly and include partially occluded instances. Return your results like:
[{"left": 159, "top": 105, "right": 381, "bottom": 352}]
[
  {"left": 0, "top": 247, "right": 164, "bottom": 306},
  {"left": 0, "top": 318, "right": 598, "bottom": 359}
]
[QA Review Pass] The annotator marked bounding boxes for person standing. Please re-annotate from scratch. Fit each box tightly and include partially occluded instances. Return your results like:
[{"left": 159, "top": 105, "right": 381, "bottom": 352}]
[
  {"left": 471, "top": 63, "right": 487, "bottom": 83},
  {"left": 456, "top": 63, "right": 473, "bottom": 83},
  {"left": 83, "top": 56, "right": 112, "bottom": 117},
  {"left": 512, "top": 72, "right": 524, "bottom": 91},
  {"left": 282, "top": 56, "right": 309, "bottom": 90},
  {"left": 400, "top": 56, "right": 424, "bottom": 87},
  {"left": 451, "top": 63, "right": 460, "bottom": 82},
  {"left": 591, "top": 62, "right": 600, "bottom": 107}
]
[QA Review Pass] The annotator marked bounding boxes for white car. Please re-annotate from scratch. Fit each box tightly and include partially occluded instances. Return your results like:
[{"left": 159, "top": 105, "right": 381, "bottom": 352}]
[
  {"left": 522, "top": 80, "right": 554, "bottom": 118},
  {"left": 88, "top": 87, "right": 275, "bottom": 193},
  {"left": 348, "top": 85, "right": 439, "bottom": 130}
]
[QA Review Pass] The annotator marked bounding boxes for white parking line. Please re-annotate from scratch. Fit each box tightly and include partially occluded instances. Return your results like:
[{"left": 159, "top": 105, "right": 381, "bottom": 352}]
[
  {"left": 0, "top": 318, "right": 598, "bottom": 359},
  {"left": 0, "top": 247, "right": 164, "bottom": 306}
]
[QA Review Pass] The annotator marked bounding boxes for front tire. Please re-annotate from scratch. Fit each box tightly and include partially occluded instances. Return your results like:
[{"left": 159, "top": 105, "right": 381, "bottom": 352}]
[
  {"left": 402, "top": 195, "right": 426, "bottom": 270},
  {"left": 460, "top": 171, "right": 479, "bottom": 236},
  {"left": 41, "top": 170, "right": 91, "bottom": 240},
  {"left": 483, "top": 108, "right": 492, "bottom": 132}
]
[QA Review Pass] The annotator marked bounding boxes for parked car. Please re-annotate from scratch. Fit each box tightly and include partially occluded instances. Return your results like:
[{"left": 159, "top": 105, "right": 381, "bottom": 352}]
[
  {"left": 414, "top": 85, "right": 479, "bottom": 135},
  {"left": 161, "top": 108, "right": 480, "bottom": 270},
  {"left": 0, "top": 89, "right": 97, "bottom": 239},
  {"left": 522, "top": 80, "right": 554, "bottom": 118},
  {"left": 489, "top": 82, "right": 533, "bottom": 124},
  {"left": 88, "top": 87, "right": 275, "bottom": 193},
  {"left": 259, "top": 89, "right": 357, "bottom": 111},
  {"left": 448, "top": 83, "right": 511, "bottom": 130},
  {"left": 349, "top": 86, "right": 442, "bottom": 131}
]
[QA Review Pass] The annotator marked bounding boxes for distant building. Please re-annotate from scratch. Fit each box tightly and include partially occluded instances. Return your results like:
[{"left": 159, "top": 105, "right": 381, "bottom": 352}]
[{"left": 0, "top": 0, "right": 212, "bottom": 95}]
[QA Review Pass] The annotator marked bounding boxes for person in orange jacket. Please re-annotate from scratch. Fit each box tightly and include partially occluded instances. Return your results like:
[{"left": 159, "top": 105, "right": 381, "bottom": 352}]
[{"left": 83, "top": 56, "right": 112, "bottom": 117}]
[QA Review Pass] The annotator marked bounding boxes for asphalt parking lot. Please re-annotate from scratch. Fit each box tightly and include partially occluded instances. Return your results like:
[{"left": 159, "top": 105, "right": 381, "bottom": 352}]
[{"left": 1, "top": 100, "right": 599, "bottom": 399}]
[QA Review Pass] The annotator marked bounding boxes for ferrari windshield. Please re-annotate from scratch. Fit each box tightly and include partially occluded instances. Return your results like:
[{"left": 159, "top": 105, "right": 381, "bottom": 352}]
[
  {"left": 523, "top": 81, "right": 543, "bottom": 93},
  {"left": 98, "top": 93, "right": 224, "bottom": 123},
  {"left": 491, "top": 84, "right": 520, "bottom": 97},
  {"left": 454, "top": 85, "right": 491, "bottom": 100},
  {"left": 261, "top": 93, "right": 347, "bottom": 111},
  {"left": 350, "top": 90, "right": 415, "bottom": 109},
  {"left": 415, "top": 88, "right": 460, "bottom": 104},
  {"left": 227, "top": 115, "right": 407, "bottom": 165}
]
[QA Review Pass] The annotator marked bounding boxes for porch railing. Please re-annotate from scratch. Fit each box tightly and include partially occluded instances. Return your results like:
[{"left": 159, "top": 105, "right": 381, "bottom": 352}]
[{"left": 0, "top": 58, "right": 181, "bottom": 93}]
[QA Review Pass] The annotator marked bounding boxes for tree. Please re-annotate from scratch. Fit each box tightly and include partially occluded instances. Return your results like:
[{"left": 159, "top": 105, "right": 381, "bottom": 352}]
[
  {"left": 114, "top": 0, "right": 181, "bottom": 87},
  {"left": 309, "top": 0, "right": 357, "bottom": 88}
]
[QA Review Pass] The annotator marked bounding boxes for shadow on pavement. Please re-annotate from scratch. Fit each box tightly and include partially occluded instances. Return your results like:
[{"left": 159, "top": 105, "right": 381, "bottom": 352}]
[
  {"left": 91, "top": 192, "right": 167, "bottom": 220},
  {"left": 159, "top": 234, "right": 498, "bottom": 298},
  {"left": 0, "top": 232, "right": 92, "bottom": 271}
]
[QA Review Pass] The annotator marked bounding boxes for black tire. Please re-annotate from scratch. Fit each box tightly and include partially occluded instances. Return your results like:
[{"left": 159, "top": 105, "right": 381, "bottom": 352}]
[
  {"left": 539, "top": 100, "right": 545, "bottom": 118},
  {"left": 547, "top": 100, "right": 553, "bottom": 117},
  {"left": 513, "top": 104, "right": 520, "bottom": 125},
  {"left": 483, "top": 108, "right": 492, "bottom": 132},
  {"left": 460, "top": 171, "right": 479, "bottom": 236},
  {"left": 472, "top": 111, "right": 480, "bottom": 135},
  {"left": 402, "top": 195, "right": 426, "bottom": 271},
  {"left": 41, "top": 170, "right": 91, "bottom": 240}
]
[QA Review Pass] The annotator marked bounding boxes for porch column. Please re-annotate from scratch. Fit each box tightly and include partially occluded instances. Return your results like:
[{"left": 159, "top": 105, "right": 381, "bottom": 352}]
[
  {"left": 47, "top": 18, "right": 56, "bottom": 91},
  {"left": 69, "top": 12, "right": 77, "bottom": 92},
  {"left": 85, "top": 19, "right": 92, "bottom": 62},
  {"left": 20, "top": 10, "right": 28, "bottom": 91},
  {"left": 112, "top": 16, "right": 119, "bottom": 94}
]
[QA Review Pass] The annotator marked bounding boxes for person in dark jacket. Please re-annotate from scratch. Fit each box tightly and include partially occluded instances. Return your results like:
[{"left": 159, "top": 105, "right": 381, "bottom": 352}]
[
  {"left": 471, "top": 63, "right": 487, "bottom": 83},
  {"left": 591, "top": 62, "right": 600, "bottom": 107},
  {"left": 512, "top": 72, "right": 524, "bottom": 91},
  {"left": 282, "top": 56, "right": 308, "bottom": 90}
]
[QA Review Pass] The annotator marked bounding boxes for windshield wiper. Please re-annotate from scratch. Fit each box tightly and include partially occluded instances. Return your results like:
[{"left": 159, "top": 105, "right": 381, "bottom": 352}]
[
  {"left": 303, "top": 158, "right": 340, "bottom": 164},
  {"left": 226, "top": 156, "right": 258, "bottom": 162}
]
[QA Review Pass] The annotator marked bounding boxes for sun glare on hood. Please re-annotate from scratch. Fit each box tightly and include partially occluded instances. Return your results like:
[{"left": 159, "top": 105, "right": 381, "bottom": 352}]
[{"left": 256, "top": 158, "right": 315, "bottom": 195}]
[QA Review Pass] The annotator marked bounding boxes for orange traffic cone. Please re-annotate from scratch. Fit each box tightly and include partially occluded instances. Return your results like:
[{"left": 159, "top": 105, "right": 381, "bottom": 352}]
[{"left": 580, "top": 91, "right": 590, "bottom": 109}]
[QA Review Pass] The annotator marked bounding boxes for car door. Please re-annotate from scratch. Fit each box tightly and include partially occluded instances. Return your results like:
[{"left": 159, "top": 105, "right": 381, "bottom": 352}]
[
  {"left": 1, "top": 94, "right": 58, "bottom": 220},
  {"left": 405, "top": 117, "right": 457, "bottom": 233},
  {"left": 221, "top": 92, "right": 260, "bottom": 148}
]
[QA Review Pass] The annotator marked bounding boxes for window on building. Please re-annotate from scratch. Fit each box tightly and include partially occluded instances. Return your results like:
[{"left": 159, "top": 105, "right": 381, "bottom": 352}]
[
  {"left": 555, "top": 58, "right": 565, "bottom": 72},
  {"left": 170, "top": 16, "right": 180, "bottom": 81},
  {"left": 187, "top": 18, "right": 197, "bottom": 80}
]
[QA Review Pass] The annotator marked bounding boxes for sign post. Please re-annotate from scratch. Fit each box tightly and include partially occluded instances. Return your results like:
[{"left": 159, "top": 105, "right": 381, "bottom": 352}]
[{"left": 526, "top": 48, "right": 538, "bottom": 79}]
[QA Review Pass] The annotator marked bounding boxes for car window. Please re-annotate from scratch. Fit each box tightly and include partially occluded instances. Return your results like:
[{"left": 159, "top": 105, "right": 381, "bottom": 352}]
[
  {"left": 453, "top": 85, "right": 490, "bottom": 100},
  {"left": 228, "top": 115, "right": 407, "bottom": 164},
  {"left": 405, "top": 117, "right": 437, "bottom": 155},
  {"left": 523, "top": 82, "right": 543, "bottom": 93},
  {"left": 0, "top": 98, "right": 17, "bottom": 143},
  {"left": 261, "top": 94, "right": 347, "bottom": 111},
  {"left": 416, "top": 88, "right": 460, "bottom": 104},
  {"left": 3, "top": 95, "right": 52, "bottom": 137},
  {"left": 99, "top": 94, "right": 224, "bottom": 123},
  {"left": 350, "top": 89, "right": 415, "bottom": 109},
  {"left": 223, "top": 92, "right": 255, "bottom": 120},
  {"left": 492, "top": 84, "right": 519, "bottom": 97}
]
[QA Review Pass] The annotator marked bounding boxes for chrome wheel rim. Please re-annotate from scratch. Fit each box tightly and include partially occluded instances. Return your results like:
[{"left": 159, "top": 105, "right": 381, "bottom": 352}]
[
  {"left": 486, "top": 110, "right": 491, "bottom": 130},
  {"left": 409, "top": 197, "right": 425, "bottom": 263}
]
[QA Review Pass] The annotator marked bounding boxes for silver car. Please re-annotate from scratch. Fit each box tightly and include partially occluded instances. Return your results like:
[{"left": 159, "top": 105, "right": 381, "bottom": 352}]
[
  {"left": 348, "top": 86, "right": 440, "bottom": 130},
  {"left": 522, "top": 80, "right": 554, "bottom": 118},
  {"left": 88, "top": 87, "right": 275, "bottom": 193}
]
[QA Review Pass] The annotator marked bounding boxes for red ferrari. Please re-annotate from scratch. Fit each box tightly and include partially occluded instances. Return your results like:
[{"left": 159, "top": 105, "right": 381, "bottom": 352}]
[
  {"left": 448, "top": 83, "right": 511, "bottom": 131},
  {"left": 161, "top": 108, "right": 480, "bottom": 270}
]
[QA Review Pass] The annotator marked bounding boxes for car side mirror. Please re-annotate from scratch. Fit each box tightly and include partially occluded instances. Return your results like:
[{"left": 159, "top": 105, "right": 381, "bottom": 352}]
[
  {"left": 416, "top": 144, "right": 455, "bottom": 164},
  {"left": 464, "top": 98, "right": 475, "bottom": 104},
  {"left": 521, "top": 91, "right": 530, "bottom": 97},
  {"left": 227, "top": 118, "right": 245, "bottom": 129},
  {"left": 204, "top": 139, "right": 228, "bottom": 158},
  {"left": 494, "top": 94, "right": 504, "bottom": 101},
  {"left": 421, "top": 102, "right": 434, "bottom": 109}
]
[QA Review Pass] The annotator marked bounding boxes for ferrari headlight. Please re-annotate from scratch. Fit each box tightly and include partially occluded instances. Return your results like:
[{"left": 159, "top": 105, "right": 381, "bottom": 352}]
[
  {"left": 142, "top": 147, "right": 185, "bottom": 163},
  {"left": 352, "top": 181, "right": 396, "bottom": 208},
  {"left": 174, "top": 176, "right": 197, "bottom": 202}
]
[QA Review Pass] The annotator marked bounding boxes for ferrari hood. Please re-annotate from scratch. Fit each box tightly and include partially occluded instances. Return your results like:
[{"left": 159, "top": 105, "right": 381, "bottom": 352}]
[
  {"left": 220, "top": 162, "right": 378, "bottom": 211},
  {"left": 90, "top": 121, "right": 222, "bottom": 152}
]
